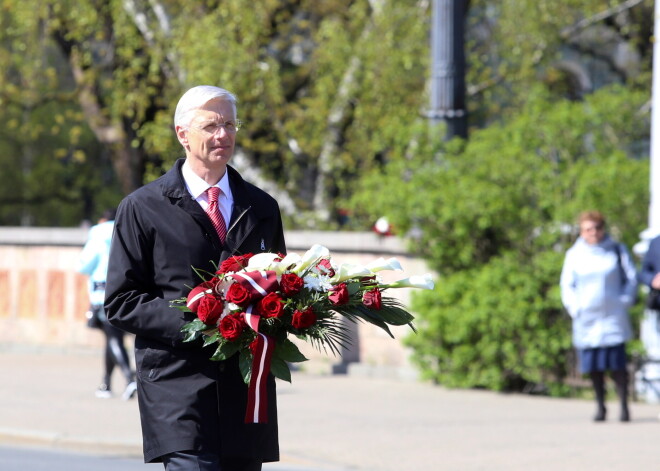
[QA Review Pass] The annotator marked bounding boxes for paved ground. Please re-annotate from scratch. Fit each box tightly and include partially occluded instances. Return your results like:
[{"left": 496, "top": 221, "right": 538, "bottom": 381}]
[{"left": 1, "top": 347, "right": 660, "bottom": 471}]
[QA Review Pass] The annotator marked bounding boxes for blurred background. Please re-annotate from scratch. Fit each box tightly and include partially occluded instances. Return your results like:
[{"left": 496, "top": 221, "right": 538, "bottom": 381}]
[{"left": 0, "top": 0, "right": 657, "bottom": 397}]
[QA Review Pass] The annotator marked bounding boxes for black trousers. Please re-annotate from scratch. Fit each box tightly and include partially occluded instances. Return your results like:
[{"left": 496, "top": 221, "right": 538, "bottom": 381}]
[
  {"left": 100, "top": 320, "right": 134, "bottom": 386},
  {"left": 162, "top": 450, "right": 262, "bottom": 471}
]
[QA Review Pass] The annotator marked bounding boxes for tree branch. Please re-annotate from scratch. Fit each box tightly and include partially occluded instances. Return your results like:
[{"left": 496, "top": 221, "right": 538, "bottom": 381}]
[
  {"left": 560, "top": 0, "right": 646, "bottom": 39},
  {"left": 231, "top": 150, "right": 297, "bottom": 217},
  {"left": 121, "top": 0, "right": 183, "bottom": 81}
]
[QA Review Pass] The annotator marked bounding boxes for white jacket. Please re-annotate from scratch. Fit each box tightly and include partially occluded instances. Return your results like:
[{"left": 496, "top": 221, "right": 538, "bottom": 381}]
[{"left": 560, "top": 235, "right": 636, "bottom": 349}]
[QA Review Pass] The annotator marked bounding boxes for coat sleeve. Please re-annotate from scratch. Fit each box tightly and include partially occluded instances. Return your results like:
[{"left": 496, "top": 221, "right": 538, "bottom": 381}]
[
  {"left": 639, "top": 237, "right": 660, "bottom": 288},
  {"left": 104, "top": 197, "right": 189, "bottom": 347},
  {"left": 560, "top": 251, "right": 579, "bottom": 318}
]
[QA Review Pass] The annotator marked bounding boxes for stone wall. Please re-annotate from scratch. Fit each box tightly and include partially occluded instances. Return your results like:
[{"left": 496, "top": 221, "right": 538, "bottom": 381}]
[{"left": 0, "top": 228, "right": 432, "bottom": 379}]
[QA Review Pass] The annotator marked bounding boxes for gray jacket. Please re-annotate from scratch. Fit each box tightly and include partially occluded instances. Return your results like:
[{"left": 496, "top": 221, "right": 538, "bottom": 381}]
[{"left": 560, "top": 235, "right": 637, "bottom": 349}]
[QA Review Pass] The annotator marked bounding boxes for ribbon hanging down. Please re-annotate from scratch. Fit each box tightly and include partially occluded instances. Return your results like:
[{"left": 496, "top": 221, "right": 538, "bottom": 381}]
[
  {"left": 245, "top": 332, "right": 274, "bottom": 424},
  {"left": 228, "top": 270, "right": 280, "bottom": 423}
]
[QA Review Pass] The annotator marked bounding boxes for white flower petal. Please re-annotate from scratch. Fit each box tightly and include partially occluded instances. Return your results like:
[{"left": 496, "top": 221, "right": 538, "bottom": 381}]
[
  {"left": 389, "top": 274, "right": 435, "bottom": 290},
  {"left": 293, "top": 245, "right": 330, "bottom": 274},
  {"left": 332, "top": 263, "right": 372, "bottom": 283},
  {"left": 365, "top": 257, "right": 403, "bottom": 272},
  {"left": 247, "top": 252, "right": 280, "bottom": 270}
]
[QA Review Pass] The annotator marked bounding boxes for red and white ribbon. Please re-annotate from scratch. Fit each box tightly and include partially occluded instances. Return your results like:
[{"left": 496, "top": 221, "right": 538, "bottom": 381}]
[
  {"left": 241, "top": 301, "right": 275, "bottom": 424},
  {"left": 245, "top": 332, "right": 274, "bottom": 423},
  {"left": 225, "top": 270, "right": 280, "bottom": 423},
  {"left": 229, "top": 270, "right": 279, "bottom": 299},
  {"left": 243, "top": 304, "right": 260, "bottom": 332}
]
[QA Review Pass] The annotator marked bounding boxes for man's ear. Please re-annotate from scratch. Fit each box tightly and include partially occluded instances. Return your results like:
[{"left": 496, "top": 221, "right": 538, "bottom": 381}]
[{"left": 175, "top": 126, "right": 188, "bottom": 147}]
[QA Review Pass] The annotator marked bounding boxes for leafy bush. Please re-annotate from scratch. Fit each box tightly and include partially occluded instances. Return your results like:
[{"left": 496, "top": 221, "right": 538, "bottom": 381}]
[
  {"left": 349, "top": 85, "right": 650, "bottom": 395},
  {"left": 406, "top": 250, "right": 572, "bottom": 395}
]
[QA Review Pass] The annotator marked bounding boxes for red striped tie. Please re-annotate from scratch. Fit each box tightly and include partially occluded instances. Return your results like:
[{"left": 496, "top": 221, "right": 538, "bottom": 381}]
[{"left": 205, "top": 187, "right": 227, "bottom": 243}]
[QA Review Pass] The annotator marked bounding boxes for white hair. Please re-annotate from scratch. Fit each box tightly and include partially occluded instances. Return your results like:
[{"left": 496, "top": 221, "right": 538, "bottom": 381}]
[{"left": 173, "top": 85, "right": 238, "bottom": 128}]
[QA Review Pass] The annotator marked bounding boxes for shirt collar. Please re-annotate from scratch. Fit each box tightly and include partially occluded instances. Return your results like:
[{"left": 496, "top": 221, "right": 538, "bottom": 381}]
[{"left": 182, "top": 160, "right": 232, "bottom": 200}]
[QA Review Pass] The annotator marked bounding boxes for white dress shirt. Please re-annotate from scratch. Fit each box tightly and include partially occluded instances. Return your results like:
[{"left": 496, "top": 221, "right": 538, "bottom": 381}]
[{"left": 181, "top": 160, "right": 234, "bottom": 227}]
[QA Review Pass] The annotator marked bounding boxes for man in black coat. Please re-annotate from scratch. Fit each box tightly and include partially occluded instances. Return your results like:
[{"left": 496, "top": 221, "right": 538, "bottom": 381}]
[{"left": 105, "top": 85, "right": 286, "bottom": 471}]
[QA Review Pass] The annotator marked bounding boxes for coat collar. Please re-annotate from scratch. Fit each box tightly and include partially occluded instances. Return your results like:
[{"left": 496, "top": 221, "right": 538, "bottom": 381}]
[{"left": 160, "top": 159, "right": 260, "bottom": 254}]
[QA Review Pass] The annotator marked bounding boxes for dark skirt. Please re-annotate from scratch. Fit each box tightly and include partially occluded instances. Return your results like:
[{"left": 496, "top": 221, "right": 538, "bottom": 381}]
[{"left": 578, "top": 343, "right": 627, "bottom": 374}]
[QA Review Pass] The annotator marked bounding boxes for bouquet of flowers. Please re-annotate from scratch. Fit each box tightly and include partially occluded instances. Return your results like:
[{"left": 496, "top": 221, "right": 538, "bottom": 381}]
[{"left": 171, "top": 244, "right": 434, "bottom": 423}]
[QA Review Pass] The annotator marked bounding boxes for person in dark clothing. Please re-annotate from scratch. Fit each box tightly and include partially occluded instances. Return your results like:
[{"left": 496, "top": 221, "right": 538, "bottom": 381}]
[{"left": 104, "top": 86, "right": 286, "bottom": 471}]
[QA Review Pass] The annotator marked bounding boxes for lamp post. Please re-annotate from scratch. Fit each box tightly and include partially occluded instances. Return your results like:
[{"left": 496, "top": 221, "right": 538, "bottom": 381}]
[{"left": 428, "top": 0, "right": 468, "bottom": 139}]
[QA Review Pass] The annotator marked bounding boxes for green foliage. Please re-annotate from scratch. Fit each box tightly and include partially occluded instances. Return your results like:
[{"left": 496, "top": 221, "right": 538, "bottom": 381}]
[
  {"left": 349, "top": 85, "right": 649, "bottom": 273},
  {"left": 406, "top": 250, "right": 572, "bottom": 394},
  {"left": 274, "top": 337, "right": 308, "bottom": 363},
  {"left": 350, "top": 83, "right": 649, "bottom": 395},
  {"left": 0, "top": 0, "right": 436, "bottom": 226},
  {"left": 1, "top": 0, "right": 654, "bottom": 228},
  {"left": 0, "top": 98, "right": 121, "bottom": 225}
]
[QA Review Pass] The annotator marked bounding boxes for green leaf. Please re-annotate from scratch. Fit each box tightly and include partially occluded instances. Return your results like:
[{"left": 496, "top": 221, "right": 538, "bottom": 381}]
[
  {"left": 171, "top": 304, "right": 192, "bottom": 313},
  {"left": 181, "top": 318, "right": 207, "bottom": 333},
  {"left": 210, "top": 341, "right": 240, "bottom": 361},
  {"left": 239, "top": 352, "right": 252, "bottom": 385},
  {"left": 346, "top": 281, "right": 361, "bottom": 296},
  {"left": 374, "top": 301, "right": 416, "bottom": 326},
  {"left": 203, "top": 331, "right": 221, "bottom": 347},
  {"left": 269, "top": 357, "right": 292, "bottom": 383},
  {"left": 183, "top": 330, "right": 201, "bottom": 343},
  {"left": 274, "top": 338, "right": 308, "bottom": 363},
  {"left": 332, "top": 304, "right": 395, "bottom": 338}
]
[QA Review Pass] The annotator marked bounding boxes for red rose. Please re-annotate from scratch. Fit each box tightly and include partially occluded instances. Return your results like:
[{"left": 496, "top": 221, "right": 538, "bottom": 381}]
[
  {"left": 197, "top": 295, "right": 224, "bottom": 324},
  {"left": 217, "top": 253, "right": 254, "bottom": 274},
  {"left": 186, "top": 281, "right": 215, "bottom": 312},
  {"left": 329, "top": 283, "right": 349, "bottom": 305},
  {"left": 280, "top": 273, "right": 304, "bottom": 296},
  {"left": 257, "top": 292, "right": 284, "bottom": 318},
  {"left": 316, "top": 258, "right": 335, "bottom": 277},
  {"left": 362, "top": 288, "right": 382, "bottom": 310},
  {"left": 219, "top": 313, "right": 244, "bottom": 341},
  {"left": 292, "top": 307, "right": 317, "bottom": 329},
  {"left": 225, "top": 282, "right": 252, "bottom": 307}
]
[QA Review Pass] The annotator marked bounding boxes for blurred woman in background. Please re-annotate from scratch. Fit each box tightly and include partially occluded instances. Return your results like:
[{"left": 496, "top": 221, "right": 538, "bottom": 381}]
[{"left": 560, "top": 210, "right": 637, "bottom": 422}]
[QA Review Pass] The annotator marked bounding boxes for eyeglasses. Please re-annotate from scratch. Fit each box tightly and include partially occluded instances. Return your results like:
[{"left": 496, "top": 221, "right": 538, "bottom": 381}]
[{"left": 189, "top": 119, "right": 243, "bottom": 135}]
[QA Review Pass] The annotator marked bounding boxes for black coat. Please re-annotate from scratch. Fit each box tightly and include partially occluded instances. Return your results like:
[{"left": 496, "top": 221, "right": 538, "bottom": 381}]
[{"left": 105, "top": 159, "right": 286, "bottom": 463}]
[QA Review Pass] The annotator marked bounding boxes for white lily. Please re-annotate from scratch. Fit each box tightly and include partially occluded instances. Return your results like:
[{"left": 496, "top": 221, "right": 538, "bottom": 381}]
[
  {"left": 387, "top": 274, "right": 435, "bottom": 290},
  {"left": 274, "top": 253, "right": 302, "bottom": 274},
  {"left": 331, "top": 263, "right": 373, "bottom": 283},
  {"left": 247, "top": 252, "right": 281, "bottom": 271},
  {"left": 365, "top": 257, "right": 403, "bottom": 272},
  {"left": 292, "top": 244, "right": 330, "bottom": 274}
]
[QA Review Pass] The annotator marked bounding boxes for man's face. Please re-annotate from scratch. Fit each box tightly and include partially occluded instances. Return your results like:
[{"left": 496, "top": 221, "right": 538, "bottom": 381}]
[
  {"left": 580, "top": 220, "right": 605, "bottom": 246},
  {"left": 177, "top": 98, "right": 237, "bottom": 169}
]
